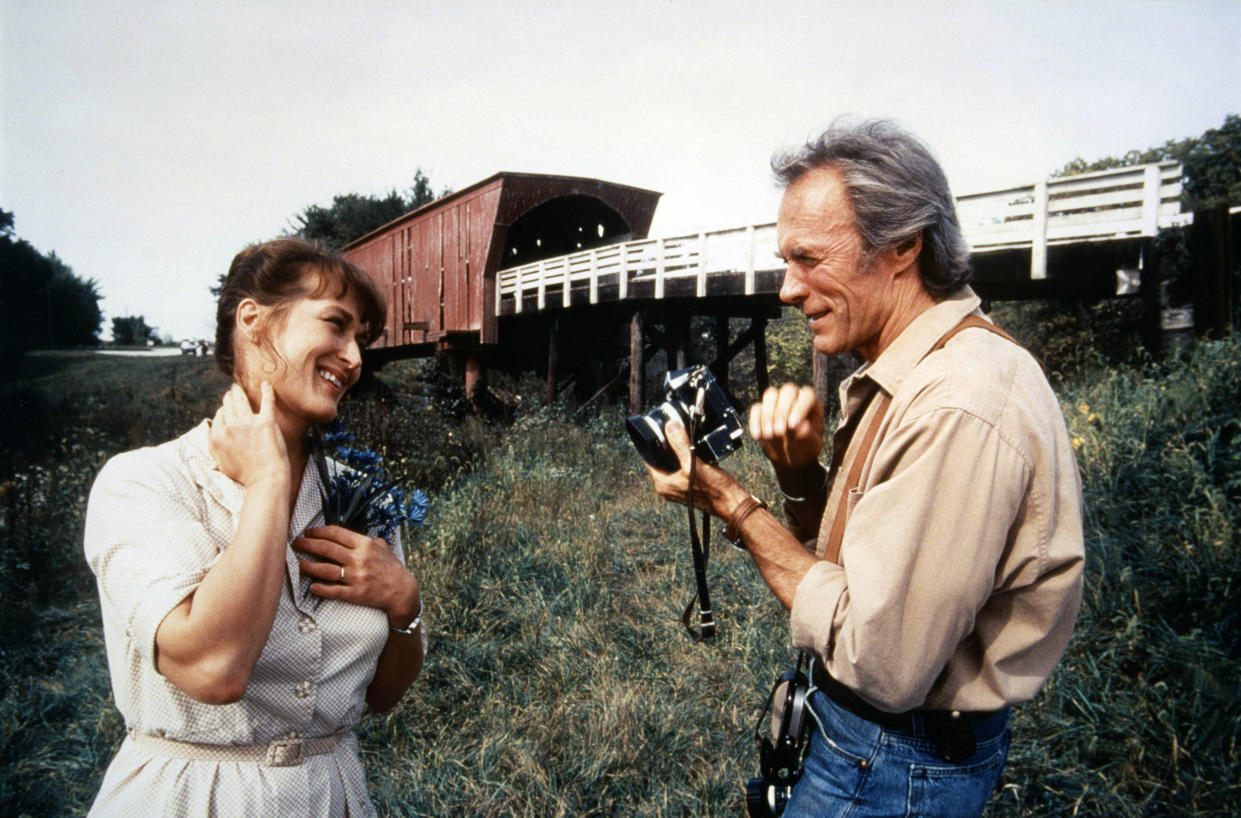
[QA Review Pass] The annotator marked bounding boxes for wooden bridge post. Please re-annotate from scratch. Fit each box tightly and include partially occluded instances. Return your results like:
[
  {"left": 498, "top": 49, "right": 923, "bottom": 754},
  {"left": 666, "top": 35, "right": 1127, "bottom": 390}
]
[
  {"left": 712, "top": 315, "right": 730, "bottom": 392},
  {"left": 629, "top": 310, "right": 644, "bottom": 413},
  {"left": 813, "top": 351, "right": 830, "bottom": 413},
  {"left": 546, "top": 316, "right": 560, "bottom": 404},
  {"left": 1190, "top": 207, "right": 1235, "bottom": 337},
  {"left": 753, "top": 315, "right": 769, "bottom": 393},
  {"left": 1140, "top": 237, "right": 1162, "bottom": 357},
  {"left": 464, "top": 354, "right": 483, "bottom": 401},
  {"left": 670, "top": 312, "right": 690, "bottom": 370}
]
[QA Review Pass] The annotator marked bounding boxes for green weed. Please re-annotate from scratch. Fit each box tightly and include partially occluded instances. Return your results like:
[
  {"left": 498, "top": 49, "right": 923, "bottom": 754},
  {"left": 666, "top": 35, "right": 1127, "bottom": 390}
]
[{"left": 1, "top": 336, "right": 1239, "bottom": 815}]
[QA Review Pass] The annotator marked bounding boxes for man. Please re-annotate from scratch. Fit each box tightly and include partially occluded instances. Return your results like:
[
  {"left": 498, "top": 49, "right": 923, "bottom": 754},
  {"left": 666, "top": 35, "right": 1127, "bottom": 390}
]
[{"left": 646, "top": 119, "right": 1084, "bottom": 816}]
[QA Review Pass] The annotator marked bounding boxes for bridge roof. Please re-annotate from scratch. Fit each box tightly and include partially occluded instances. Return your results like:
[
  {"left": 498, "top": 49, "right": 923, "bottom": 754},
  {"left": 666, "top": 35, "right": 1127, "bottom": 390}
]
[{"left": 342, "top": 171, "right": 662, "bottom": 251}]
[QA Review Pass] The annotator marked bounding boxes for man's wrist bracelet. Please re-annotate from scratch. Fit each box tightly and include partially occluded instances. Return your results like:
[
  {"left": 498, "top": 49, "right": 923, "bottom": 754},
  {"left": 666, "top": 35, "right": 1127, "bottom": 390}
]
[
  {"left": 776, "top": 465, "right": 827, "bottom": 503},
  {"left": 722, "top": 495, "right": 767, "bottom": 549},
  {"left": 389, "top": 596, "right": 423, "bottom": 635}
]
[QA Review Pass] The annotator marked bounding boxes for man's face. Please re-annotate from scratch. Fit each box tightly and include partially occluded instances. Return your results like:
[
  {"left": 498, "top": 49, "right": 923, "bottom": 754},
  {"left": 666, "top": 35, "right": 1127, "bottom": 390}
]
[{"left": 776, "top": 166, "right": 895, "bottom": 361}]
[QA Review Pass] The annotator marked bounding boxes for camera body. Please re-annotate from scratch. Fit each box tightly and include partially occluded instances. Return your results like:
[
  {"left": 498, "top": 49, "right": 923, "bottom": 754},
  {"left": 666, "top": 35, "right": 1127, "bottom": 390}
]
[
  {"left": 626, "top": 366, "right": 745, "bottom": 472},
  {"left": 745, "top": 666, "right": 812, "bottom": 818}
]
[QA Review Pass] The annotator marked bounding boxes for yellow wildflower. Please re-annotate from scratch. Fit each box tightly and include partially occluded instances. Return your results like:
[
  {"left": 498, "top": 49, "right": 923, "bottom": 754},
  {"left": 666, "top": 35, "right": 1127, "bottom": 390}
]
[{"left": 1072, "top": 436, "right": 1084, "bottom": 450}]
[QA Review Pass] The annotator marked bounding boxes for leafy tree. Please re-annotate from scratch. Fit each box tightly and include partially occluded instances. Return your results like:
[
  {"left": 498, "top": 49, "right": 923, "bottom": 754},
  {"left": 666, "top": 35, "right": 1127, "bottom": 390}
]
[
  {"left": 1057, "top": 113, "right": 1241, "bottom": 209},
  {"left": 289, "top": 168, "right": 448, "bottom": 248},
  {"left": 111, "top": 315, "right": 152, "bottom": 346},
  {"left": 206, "top": 170, "right": 450, "bottom": 297},
  {"left": 0, "top": 209, "right": 103, "bottom": 354}
]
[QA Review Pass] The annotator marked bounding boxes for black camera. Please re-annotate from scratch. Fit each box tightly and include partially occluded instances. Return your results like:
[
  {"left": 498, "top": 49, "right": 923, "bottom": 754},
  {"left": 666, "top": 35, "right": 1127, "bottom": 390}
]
[
  {"left": 745, "top": 663, "right": 812, "bottom": 818},
  {"left": 626, "top": 366, "right": 745, "bottom": 472}
]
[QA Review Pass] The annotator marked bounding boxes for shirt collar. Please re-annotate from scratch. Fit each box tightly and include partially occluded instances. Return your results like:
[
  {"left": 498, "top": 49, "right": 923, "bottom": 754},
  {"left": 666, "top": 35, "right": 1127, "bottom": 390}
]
[{"left": 862, "top": 286, "right": 982, "bottom": 397}]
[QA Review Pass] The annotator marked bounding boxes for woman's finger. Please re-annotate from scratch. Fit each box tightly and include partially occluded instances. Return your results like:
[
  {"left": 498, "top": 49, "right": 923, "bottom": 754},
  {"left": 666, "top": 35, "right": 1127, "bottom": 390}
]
[
  {"left": 302, "top": 525, "right": 371, "bottom": 548},
  {"left": 298, "top": 558, "right": 347, "bottom": 584},
  {"left": 257, "top": 381, "right": 275, "bottom": 420},
  {"left": 294, "top": 534, "right": 352, "bottom": 565}
]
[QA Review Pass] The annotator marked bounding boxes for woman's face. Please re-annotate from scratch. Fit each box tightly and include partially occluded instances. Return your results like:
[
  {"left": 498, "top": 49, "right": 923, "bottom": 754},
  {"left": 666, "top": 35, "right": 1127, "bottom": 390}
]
[{"left": 241, "top": 277, "right": 367, "bottom": 430}]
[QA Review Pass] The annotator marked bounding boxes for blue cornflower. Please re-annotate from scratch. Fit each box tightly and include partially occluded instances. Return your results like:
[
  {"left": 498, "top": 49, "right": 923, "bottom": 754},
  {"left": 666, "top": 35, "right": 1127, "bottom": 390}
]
[{"left": 311, "top": 421, "right": 429, "bottom": 541}]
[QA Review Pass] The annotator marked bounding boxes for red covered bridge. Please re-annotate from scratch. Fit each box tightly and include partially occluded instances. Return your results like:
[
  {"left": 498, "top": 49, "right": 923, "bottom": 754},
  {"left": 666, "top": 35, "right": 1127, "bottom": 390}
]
[{"left": 342, "top": 172, "right": 661, "bottom": 356}]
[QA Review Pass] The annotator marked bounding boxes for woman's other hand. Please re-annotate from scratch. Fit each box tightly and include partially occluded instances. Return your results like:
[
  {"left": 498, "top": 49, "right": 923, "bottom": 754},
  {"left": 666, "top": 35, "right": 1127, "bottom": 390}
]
[
  {"left": 208, "top": 382, "right": 289, "bottom": 488},
  {"left": 295, "top": 526, "right": 421, "bottom": 629}
]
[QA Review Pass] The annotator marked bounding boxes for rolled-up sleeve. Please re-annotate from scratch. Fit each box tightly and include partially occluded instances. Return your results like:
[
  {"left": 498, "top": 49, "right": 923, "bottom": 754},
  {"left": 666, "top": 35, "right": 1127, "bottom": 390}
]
[
  {"left": 790, "top": 403, "right": 1030, "bottom": 712},
  {"left": 84, "top": 454, "right": 222, "bottom": 673}
]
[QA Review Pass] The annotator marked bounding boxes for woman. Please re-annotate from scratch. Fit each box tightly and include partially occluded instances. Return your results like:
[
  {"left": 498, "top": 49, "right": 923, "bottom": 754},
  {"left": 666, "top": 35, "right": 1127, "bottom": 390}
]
[{"left": 84, "top": 238, "right": 424, "bottom": 817}]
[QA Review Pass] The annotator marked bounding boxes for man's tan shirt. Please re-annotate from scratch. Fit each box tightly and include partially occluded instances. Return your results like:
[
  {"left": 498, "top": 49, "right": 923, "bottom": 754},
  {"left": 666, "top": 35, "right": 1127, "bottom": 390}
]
[{"left": 788, "top": 287, "right": 1085, "bottom": 713}]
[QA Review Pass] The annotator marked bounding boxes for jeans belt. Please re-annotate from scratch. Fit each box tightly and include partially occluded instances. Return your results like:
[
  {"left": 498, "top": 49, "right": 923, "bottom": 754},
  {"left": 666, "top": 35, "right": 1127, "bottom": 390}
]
[
  {"left": 811, "top": 661, "right": 998, "bottom": 733},
  {"left": 127, "top": 727, "right": 348, "bottom": 767}
]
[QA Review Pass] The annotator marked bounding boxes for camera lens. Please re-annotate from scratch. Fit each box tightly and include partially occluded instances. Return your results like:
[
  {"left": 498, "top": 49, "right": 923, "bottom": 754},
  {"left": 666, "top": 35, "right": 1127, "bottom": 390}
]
[
  {"left": 625, "top": 405, "right": 680, "bottom": 471},
  {"left": 745, "top": 778, "right": 789, "bottom": 818}
]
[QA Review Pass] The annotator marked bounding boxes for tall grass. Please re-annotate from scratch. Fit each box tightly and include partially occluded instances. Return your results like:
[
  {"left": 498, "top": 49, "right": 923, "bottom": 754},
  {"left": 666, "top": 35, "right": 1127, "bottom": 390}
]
[{"left": 1, "top": 337, "right": 1239, "bottom": 815}]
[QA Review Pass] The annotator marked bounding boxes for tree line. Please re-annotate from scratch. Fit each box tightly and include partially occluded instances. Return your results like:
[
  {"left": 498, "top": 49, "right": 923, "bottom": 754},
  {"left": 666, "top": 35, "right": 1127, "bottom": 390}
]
[
  {"left": 0, "top": 209, "right": 103, "bottom": 357},
  {"left": 210, "top": 168, "right": 448, "bottom": 298},
  {"left": 1058, "top": 113, "right": 1240, "bottom": 209}
]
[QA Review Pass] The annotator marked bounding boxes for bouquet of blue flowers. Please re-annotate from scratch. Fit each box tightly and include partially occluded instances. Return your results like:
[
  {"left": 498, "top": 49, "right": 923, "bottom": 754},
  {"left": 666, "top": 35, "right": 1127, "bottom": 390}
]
[{"left": 310, "top": 418, "right": 429, "bottom": 541}]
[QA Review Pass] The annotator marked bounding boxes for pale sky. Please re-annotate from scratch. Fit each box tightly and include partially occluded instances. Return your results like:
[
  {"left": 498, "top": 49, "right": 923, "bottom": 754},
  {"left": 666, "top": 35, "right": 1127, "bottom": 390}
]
[{"left": 3, "top": 0, "right": 1238, "bottom": 341}]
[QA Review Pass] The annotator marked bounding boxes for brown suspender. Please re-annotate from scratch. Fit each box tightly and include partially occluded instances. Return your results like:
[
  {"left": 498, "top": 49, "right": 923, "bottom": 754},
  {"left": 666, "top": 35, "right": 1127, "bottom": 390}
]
[{"left": 821, "top": 316, "right": 1026, "bottom": 565}]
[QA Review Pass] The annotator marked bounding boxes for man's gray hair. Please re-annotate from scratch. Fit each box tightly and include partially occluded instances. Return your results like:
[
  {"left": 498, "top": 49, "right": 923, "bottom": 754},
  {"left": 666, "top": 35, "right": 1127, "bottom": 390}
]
[{"left": 772, "top": 119, "right": 972, "bottom": 298}]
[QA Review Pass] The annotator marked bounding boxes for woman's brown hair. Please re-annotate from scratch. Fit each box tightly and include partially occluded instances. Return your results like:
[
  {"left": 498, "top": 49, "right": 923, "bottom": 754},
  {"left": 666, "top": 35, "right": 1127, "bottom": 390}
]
[{"left": 214, "top": 237, "right": 387, "bottom": 379}]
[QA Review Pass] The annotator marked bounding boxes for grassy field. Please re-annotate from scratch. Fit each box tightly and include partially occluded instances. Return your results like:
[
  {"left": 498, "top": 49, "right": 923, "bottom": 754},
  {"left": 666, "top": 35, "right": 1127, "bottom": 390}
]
[{"left": 1, "top": 328, "right": 1238, "bottom": 816}]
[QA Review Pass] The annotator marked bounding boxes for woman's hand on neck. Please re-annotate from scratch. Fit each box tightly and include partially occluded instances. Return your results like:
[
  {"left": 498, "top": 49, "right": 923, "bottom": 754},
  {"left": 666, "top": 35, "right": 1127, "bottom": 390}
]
[{"left": 208, "top": 383, "right": 292, "bottom": 491}]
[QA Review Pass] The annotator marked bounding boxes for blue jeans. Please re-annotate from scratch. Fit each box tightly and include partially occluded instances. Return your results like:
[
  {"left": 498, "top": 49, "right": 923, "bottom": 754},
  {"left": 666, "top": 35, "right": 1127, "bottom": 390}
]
[{"left": 783, "top": 688, "right": 1010, "bottom": 817}]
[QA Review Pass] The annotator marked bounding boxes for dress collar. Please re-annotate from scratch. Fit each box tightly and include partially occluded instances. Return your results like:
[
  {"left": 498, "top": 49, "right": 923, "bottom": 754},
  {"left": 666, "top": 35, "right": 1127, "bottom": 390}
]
[{"left": 181, "top": 418, "right": 321, "bottom": 538}]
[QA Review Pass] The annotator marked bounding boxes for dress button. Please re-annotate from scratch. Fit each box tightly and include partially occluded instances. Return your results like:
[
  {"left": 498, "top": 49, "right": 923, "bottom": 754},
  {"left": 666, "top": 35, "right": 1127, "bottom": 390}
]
[
  {"left": 293, "top": 681, "right": 314, "bottom": 698},
  {"left": 297, "top": 615, "right": 318, "bottom": 634}
]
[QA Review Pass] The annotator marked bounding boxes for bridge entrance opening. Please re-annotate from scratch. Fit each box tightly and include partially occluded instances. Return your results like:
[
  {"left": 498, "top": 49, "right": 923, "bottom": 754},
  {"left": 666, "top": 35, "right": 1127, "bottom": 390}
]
[{"left": 502, "top": 195, "right": 632, "bottom": 268}]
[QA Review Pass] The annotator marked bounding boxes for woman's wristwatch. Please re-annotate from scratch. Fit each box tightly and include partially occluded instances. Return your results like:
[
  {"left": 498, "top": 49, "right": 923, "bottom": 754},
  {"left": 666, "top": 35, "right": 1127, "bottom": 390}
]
[{"left": 389, "top": 596, "right": 423, "bottom": 635}]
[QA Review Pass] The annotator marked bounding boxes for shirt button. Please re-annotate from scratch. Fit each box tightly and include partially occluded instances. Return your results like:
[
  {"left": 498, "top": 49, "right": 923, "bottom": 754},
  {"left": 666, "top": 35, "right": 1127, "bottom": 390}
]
[
  {"left": 297, "top": 615, "right": 318, "bottom": 634},
  {"left": 294, "top": 681, "right": 314, "bottom": 698}
]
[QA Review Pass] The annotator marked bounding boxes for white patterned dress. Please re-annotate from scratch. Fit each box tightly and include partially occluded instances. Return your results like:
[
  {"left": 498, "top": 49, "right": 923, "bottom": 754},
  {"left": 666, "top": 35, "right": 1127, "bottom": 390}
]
[{"left": 84, "top": 420, "right": 408, "bottom": 817}]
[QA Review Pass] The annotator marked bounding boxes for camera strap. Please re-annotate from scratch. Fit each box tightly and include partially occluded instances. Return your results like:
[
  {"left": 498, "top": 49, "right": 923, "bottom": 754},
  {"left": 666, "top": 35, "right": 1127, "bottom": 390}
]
[{"left": 682, "top": 381, "right": 716, "bottom": 642}]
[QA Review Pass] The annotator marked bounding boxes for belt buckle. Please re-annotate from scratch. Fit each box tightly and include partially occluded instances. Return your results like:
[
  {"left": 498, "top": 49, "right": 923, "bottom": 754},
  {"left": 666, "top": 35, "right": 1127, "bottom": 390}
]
[
  {"left": 265, "top": 738, "right": 304, "bottom": 767},
  {"left": 926, "top": 710, "right": 976, "bottom": 763}
]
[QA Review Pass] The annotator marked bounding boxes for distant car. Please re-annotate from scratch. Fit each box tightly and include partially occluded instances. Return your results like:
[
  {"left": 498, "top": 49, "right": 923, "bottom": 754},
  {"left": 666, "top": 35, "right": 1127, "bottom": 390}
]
[{"left": 179, "top": 340, "right": 196, "bottom": 355}]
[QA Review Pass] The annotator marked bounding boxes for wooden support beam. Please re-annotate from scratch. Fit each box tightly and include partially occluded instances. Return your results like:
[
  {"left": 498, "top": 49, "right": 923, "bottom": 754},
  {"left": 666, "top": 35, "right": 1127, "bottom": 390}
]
[
  {"left": 711, "top": 315, "right": 730, "bottom": 391},
  {"left": 464, "top": 354, "right": 483, "bottom": 401},
  {"left": 546, "top": 317, "right": 560, "bottom": 404},
  {"left": 1190, "top": 207, "right": 1234, "bottom": 337},
  {"left": 673, "top": 312, "right": 689, "bottom": 370},
  {"left": 1140, "top": 237, "right": 1162, "bottom": 357},
  {"left": 813, "top": 351, "right": 830, "bottom": 415},
  {"left": 629, "top": 310, "right": 644, "bottom": 414},
  {"left": 580, "top": 364, "right": 629, "bottom": 411},
  {"left": 715, "top": 322, "right": 761, "bottom": 366},
  {"left": 753, "top": 315, "right": 769, "bottom": 393}
]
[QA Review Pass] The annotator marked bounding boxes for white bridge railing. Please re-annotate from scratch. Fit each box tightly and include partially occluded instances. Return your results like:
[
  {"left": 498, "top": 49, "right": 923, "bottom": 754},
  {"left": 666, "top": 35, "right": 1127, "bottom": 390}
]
[{"left": 497, "top": 161, "right": 1188, "bottom": 313}]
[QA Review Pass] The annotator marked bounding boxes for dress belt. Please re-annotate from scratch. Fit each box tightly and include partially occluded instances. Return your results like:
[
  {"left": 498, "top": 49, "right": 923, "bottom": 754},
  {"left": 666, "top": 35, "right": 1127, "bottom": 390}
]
[{"left": 127, "top": 728, "right": 349, "bottom": 767}]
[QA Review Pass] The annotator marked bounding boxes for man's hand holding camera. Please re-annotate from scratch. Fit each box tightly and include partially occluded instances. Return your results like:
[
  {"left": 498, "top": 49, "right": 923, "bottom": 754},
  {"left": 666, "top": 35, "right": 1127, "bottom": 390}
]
[
  {"left": 643, "top": 417, "right": 751, "bottom": 518},
  {"left": 641, "top": 379, "right": 823, "bottom": 611}
]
